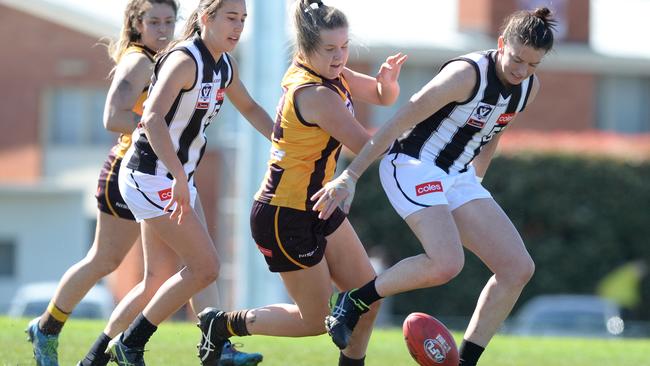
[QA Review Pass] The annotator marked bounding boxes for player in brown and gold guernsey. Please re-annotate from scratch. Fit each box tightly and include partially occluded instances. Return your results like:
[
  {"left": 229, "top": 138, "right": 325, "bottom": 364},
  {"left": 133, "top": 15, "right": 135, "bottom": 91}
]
[
  {"left": 195, "top": 1, "right": 407, "bottom": 366},
  {"left": 26, "top": 2, "right": 180, "bottom": 366}
]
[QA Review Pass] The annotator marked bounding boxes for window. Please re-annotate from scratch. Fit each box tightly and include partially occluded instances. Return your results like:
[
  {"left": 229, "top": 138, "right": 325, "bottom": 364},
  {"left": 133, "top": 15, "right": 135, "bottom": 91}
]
[
  {"left": 47, "top": 87, "right": 116, "bottom": 146},
  {"left": 597, "top": 76, "right": 650, "bottom": 133},
  {"left": 0, "top": 239, "right": 16, "bottom": 277}
]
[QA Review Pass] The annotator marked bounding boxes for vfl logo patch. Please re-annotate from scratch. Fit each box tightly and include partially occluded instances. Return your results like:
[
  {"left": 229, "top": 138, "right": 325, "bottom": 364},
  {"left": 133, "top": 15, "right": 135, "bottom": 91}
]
[
  {"left": 497, "top": 113, "right": 516, "bottom": 125},
  {"left": 424, "top": 334, "right": 452, "bottom": 363},
  {"left": 196, "top": 83, "right": 213, "bottom": 109},
  {"left": 471, "top": 102, "right": 494, "bottom": 121},
  {"left": 415, "top": 181, "right": 443, "bottom": 196},
  {"left": 158, "top": 188, "right": 172, "bottom": 201}
]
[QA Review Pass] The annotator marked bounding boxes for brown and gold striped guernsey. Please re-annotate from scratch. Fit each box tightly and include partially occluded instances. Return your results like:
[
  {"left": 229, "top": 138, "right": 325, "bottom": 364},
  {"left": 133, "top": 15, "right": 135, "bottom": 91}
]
[{"left": 254, "top": 60, "right": 355, "bottom": 211}]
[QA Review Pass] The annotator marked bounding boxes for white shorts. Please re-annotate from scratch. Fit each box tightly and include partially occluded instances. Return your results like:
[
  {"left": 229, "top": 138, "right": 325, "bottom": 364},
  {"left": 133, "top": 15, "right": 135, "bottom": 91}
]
[
  {"left": 378, "top": 153, "right": 492, "bottom": 219},
  {"left": 118, "top": 168, "right": 197, "bottom": 222}
]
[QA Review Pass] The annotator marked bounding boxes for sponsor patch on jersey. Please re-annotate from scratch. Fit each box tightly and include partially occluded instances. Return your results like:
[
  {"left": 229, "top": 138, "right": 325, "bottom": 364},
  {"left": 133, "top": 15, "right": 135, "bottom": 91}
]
[
  {"left": 216, "top": 88, "right": 225, "bottom": 102},
  {"left": 158, "top": 188, "right": 172, "bottom": 201},
  {"left": 415, "top": 181, "right": 443, "bottom": 196},
  {"left": 497, "top": 113, "right": 516, "bottom": 125},
  {"left": 471, "top": 102, "right": 494, "bottom": 121},
  {"left": 257, "top": 245, "right": 273, "bottom": 257},
  {"left": 196, "top": 83, "right": 214, "bottom": 109},
  {"left": 467, "top": 119, "right": 485, "bottom": 128}
]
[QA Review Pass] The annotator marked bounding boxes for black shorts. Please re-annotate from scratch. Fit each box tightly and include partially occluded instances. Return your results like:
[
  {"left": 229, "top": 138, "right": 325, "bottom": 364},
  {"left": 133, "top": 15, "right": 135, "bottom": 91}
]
[
  {"left": 95, "top": 149, "right": 135, "bottom": 221},
  {"left": 250, "top": 200, "right": 346, "bottom": 273}
]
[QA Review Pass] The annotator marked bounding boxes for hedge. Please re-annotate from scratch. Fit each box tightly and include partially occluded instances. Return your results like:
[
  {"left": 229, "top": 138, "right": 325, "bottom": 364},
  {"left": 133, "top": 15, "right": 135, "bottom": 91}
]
[{"left": 347, "top": 154, "right": 650, "bottom": 322}]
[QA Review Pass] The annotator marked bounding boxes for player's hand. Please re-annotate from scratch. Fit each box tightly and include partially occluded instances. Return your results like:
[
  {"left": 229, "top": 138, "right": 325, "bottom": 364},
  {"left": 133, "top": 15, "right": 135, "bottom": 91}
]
[
  {"left": 311, "top": 169, "right": 359, "bottom": 219},
  {"left": 165, "top": 177, "right": 190, "bottom": 225},
  {"left": 376, "top": 52, "right": 408, "bottom": 86}
]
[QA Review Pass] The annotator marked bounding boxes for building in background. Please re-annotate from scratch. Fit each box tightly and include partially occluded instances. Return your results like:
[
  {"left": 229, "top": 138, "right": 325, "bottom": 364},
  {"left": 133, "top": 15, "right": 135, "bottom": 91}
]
[{"left": 1, "top": 0, "right": 649, "bottom": 313}]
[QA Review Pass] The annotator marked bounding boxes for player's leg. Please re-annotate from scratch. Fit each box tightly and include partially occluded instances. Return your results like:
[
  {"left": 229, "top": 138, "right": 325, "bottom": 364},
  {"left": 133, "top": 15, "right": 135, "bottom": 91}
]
[
  {"left": 189, "top": 195, "right": 222, "bottom": 316},
  {"left": 110, "top": 210, "right": 220, "bottom": 364},
  {"left": 325, "top": 219, "right": 379, "bottom": 365},
  {"left": 78, "top": 222, "right": 180, "bottom": 366},
  {"left": 28, "top": 211, "right": 139, "bottom": 366},
  {"left": 452, "top": 197, "right": 535, "bottom": 366}
]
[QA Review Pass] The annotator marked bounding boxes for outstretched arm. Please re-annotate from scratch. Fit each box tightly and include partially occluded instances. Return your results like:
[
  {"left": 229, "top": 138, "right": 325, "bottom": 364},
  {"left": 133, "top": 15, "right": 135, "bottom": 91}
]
[
  {"left": 343, "top": 52, "right": 408, "bottom": 106},
  {"left": 312, "top": 60, "right": 478, "bottom": 218}
]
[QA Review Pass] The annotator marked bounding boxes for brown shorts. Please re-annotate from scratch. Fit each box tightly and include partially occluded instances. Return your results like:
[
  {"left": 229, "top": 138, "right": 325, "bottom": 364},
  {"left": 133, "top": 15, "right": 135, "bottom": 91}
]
[
  {"left": 250, "top": 200, "right": 346, "bottom": 272},
  {"left": 95, "top": 148, "right": 135, "bottom": 221}
]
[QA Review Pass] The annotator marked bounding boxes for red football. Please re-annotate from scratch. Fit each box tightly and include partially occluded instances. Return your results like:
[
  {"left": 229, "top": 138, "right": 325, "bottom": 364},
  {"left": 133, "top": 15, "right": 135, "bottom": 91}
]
[{"left": 403, "top": 312, "right": 459, "bottom": 366}]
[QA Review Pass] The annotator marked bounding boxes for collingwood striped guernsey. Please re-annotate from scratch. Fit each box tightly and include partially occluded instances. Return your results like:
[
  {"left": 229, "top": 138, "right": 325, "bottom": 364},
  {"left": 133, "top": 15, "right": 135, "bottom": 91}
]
[
  {"left": 125, "top": 34, "right": 233, "bottom": 180},
  {"left": 389, "top": 50, "right": 535, "bottom": 174}
]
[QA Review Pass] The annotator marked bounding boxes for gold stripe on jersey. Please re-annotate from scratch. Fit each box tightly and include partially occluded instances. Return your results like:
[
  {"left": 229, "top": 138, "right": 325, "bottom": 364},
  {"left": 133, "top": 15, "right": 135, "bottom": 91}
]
[
  {"left": 254, "top": 61, "right": 354, "bottom": 211},
  {"left": 114, "top": 43, "right": 156, "bottom": 158}
]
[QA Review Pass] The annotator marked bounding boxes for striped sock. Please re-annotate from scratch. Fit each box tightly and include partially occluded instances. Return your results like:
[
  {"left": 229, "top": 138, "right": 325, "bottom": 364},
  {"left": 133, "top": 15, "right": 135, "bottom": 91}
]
[{"left": 39, "top": 301, "right": 71, "bottom": 335}]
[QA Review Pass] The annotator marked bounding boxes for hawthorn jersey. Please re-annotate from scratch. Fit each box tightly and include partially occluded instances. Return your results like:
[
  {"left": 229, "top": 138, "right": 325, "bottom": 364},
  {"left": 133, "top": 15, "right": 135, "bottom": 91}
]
[
  {"left": 125, "top": 35, "right": 233, "bottom": 180},
  {"left": 389, "top": 50, "right": 535, "bottom": 174},
  {"left": 113, "top": 43, "right": 156, "bottom": 158},
  {"left": 254, "top": 61, "right": 354, "bottom": 211}
]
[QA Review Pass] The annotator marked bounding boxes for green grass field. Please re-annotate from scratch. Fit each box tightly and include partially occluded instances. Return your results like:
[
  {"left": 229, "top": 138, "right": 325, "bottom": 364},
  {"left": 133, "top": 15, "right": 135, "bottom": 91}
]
[{"left": 2, "top": 316, "right": 649, "bottom": 366}]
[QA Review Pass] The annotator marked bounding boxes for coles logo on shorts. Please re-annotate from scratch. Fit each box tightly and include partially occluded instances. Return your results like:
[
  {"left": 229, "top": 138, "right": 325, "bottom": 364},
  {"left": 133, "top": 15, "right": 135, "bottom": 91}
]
[
  {"left": 415, "top": 181, "right": 443, "bottom": 196},
  {"left": 158, "top": 188, "right": 172, "bottom": 201}
]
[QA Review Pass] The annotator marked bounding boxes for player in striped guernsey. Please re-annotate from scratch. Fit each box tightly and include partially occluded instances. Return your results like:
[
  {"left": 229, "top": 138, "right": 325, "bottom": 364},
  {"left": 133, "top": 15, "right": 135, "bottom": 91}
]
[
  {"left": 26, "top": 2, "right": 178, "bottom": 366},
  {"left": 108, "top": 1, "right": 272, "bottom": 365},
  {"left": 314, "top": 8, "right": 557, "bottom": 366},
  {"left": 196, "top": 1, "right": 406, "bottom": 366}
]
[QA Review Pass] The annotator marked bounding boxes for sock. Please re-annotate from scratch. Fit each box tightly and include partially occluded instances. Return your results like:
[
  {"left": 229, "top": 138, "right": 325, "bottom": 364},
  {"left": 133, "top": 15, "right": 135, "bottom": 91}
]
[
  {"left": 349, "top": 278, "right": 382, "bottom": 309},
  {"left": 79, "top": 333, "right": 112, "bottom": 366},
  {"left": 339, "top": 352, "right": 365, "bottom": 366},
  {"left": 459, "top": 340, "right": 485, "bottom": 366},
  {"left": 39, "top": 301, "right": 71, "bottom": 335},
  {"left": 224, "top": 310, "right": 251, "bottom": 337},
  {"left": 121, "top": 314, "right": 158, "bottom": 349}
]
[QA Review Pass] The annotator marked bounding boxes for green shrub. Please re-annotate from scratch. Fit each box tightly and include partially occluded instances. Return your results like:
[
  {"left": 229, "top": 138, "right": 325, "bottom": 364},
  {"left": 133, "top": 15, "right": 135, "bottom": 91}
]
[{"left": 348, "top": 154, "right": 650, "bottom": 321}]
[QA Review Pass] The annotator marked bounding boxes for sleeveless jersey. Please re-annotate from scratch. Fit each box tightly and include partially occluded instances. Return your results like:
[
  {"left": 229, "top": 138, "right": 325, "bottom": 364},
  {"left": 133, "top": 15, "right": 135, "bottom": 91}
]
[
  {"left": 390, "top": 50, "right": 535, "bottom": 174},
  {"left": 113, "top": 43, "right": 156, "bottom": 158},
  {"left": 254, "top": 61, "right": 354, "bottom": 211},
  {"left": 125, "top": 35, "right": 233, "bottom": 180}
]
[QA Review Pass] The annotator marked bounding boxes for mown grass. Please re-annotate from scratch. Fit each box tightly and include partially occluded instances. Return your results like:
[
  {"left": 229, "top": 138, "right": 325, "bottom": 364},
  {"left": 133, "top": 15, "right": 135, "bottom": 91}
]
[{"left": 2, "top": 316, "right": 649, "bottom": 365}]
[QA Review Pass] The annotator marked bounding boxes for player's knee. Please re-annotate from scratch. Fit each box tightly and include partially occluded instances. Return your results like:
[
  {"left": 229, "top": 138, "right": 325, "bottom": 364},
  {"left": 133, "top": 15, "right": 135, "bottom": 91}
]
[
  {"left": 86, "top": 252, "right": 122, "bottom": 276},
  {"left": 503, "top": 255, "right": 535, "bottom": 288},
  {"left": 423, "top": 255, "right": 463, "bottom": 286},
  {"left": 197, "top": 263, "right": 219, "bottom": 287},
  {"left": 514, "top": 256, "right": 535, "bottom": 286}
]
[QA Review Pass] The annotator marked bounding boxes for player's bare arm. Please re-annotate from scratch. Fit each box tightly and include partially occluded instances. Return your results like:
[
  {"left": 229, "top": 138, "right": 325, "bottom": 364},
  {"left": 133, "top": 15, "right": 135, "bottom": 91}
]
[
  {"left": 295, "top": 85, "right": 370, "bottom": 154},
  {"left": 342, "top": 52, "right": 407, "bottom": 106},
  {"left": 103, "top": 52, "right": 153, "bottom": 134}
]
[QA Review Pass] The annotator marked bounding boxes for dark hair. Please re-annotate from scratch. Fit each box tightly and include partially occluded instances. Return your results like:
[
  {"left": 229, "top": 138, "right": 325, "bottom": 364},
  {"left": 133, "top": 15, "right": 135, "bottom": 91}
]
[
  {"left": 163, "top": 0, "right": 231, "bottom": 53},
  {"left": 109, "top": 0, "right": 179, "bottom": 63},
  {"left": 293, "top": 0, "right": 348, "bottom": 58},
  {"left": 501, "top": 7, "right": 557, "bottom": 52}
]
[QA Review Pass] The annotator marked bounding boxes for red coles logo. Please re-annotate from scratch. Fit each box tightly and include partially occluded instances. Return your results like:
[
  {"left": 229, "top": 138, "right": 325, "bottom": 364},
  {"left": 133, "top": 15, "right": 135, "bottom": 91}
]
[
  {"left": 497, "top": 113, "right": 516, "bottom": 125},
  {"left": 415, "top": 181, "right": 443, "bottom": 196},
  {"left": 158, "top": 188, "right": 172, "bottom": 201},
  {"left": 216, "top": 88, "right": 225, "bottom": 101}
]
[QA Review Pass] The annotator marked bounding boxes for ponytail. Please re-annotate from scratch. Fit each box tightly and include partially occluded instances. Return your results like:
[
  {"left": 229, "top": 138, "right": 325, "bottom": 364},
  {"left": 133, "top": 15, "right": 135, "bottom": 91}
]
[
  {"left": 501, "top": 7, "right": 557, "bottom": 52},
  {"left": 293, "top": 0, "right": 348, "bottom": 58},
  {"left": 161, "top": 0, "right": 227, "bottom": 56}
]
